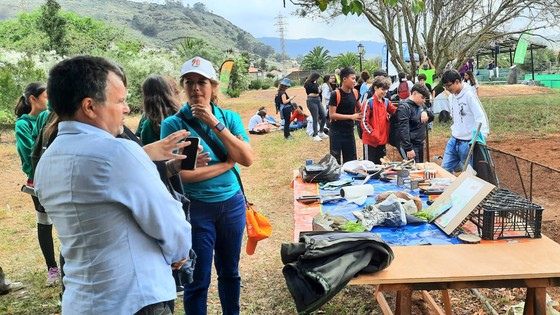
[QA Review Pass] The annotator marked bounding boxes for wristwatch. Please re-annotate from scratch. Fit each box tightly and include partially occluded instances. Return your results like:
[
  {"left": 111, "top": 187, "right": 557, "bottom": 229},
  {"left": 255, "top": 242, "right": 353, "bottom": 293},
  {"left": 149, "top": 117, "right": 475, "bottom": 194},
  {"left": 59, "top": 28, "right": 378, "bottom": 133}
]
[{"left": 213, "top": 122, "right": 225, "bottom": 134}]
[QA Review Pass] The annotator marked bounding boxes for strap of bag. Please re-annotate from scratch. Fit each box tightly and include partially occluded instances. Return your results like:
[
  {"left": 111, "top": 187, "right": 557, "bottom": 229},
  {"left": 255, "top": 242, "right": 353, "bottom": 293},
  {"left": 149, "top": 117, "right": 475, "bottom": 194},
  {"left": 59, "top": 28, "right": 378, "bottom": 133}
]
[{"left": 176, "top": 111, "right": 248, "bottom": 200}]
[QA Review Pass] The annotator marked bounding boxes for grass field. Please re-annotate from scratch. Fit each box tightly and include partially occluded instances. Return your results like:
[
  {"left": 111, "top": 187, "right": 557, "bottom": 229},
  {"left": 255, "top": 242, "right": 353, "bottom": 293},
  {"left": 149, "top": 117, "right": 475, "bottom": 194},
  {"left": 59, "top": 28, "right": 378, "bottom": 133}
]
[{"left": 1, "top": 85, "right": 559, "bottom": 314}]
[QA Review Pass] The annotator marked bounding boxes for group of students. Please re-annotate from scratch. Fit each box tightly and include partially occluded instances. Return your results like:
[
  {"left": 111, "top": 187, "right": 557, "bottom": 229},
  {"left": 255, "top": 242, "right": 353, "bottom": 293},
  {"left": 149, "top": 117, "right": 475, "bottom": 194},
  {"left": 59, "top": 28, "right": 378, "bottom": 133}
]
[
  {"left": 13, "top": 55, "right": 253, "bottom": 315},
  {"left": 273, "top": 65, "right": 488, "bottom": 174}
]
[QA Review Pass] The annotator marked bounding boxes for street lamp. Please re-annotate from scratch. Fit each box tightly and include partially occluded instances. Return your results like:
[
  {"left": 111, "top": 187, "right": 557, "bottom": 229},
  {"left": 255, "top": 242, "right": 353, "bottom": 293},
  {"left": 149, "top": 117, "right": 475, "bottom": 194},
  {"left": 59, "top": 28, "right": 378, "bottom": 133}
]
[{"left": 357, "top": 43, "right": 365, "bottom": 72}]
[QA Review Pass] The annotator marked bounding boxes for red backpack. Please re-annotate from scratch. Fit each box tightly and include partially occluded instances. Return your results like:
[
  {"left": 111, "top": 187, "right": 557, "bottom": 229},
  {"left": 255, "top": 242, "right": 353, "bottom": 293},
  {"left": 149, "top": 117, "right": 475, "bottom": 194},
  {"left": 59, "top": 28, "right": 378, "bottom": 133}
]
[{"left": 397, "top": 81, "right": 410, "bottom": 100}]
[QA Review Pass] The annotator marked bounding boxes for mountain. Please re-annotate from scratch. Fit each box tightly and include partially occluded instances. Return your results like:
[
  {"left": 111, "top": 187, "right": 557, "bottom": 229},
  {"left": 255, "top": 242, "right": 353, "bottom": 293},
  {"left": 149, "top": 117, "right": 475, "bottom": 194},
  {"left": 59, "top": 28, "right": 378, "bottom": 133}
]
[
  {"left": 0, "top": 0, "right": 275, "bottom": 58},
  {"left": 258, "top": 37, "right": 385, "bottom": 59}
]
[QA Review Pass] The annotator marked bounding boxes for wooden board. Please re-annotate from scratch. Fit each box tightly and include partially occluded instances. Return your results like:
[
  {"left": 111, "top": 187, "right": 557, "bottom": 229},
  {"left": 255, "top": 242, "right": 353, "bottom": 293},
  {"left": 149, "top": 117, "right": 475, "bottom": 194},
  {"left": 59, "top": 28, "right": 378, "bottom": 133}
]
[
  {"left": 350, "top": 236, "right": 560, "bottom": 286},
  {"left": 428, "top": 172, "right": 496, "bottom": 235}
]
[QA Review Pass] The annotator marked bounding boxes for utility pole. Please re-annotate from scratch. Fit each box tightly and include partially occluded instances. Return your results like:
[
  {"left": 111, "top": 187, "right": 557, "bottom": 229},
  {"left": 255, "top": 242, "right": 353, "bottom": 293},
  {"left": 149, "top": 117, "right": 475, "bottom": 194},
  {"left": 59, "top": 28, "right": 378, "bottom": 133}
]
[
  {"left": 275, "top": 13, "right": 287, "bottom": 75},
  {"left": 19, "top": 0, "right": 28, "bottom": 11}
]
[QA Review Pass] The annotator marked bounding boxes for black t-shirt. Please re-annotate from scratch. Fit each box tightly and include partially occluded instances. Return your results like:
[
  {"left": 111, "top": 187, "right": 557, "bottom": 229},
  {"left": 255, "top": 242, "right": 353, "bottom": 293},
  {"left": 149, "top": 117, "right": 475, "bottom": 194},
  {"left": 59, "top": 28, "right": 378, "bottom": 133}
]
[
  {"left": 276, "top": 90, "right": 291, "bottom": 107},
  {"left": 329, "top": 89, "right": 358, "bottom": 132},
  {"left": 304, "top": 81, "right": 319, "bottom": 95}
]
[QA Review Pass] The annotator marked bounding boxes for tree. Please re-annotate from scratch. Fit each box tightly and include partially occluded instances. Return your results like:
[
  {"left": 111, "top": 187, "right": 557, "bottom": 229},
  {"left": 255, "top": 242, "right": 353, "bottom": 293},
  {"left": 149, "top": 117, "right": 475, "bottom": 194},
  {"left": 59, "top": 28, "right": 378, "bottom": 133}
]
[
  {"left": 259, "top": 58, "right": 267, "bottom": 70},
  {"left": 36, "top": 0, "right": 67, "bottom": 55},
  {"left": 332, "top": 52, "right": 358, "bottom": 69},
  {"left": 291, "top": 0, "right": 560, "bottom": 76},
  {"left": 300, "top": 46, "right": 331, "bottom": 70}
]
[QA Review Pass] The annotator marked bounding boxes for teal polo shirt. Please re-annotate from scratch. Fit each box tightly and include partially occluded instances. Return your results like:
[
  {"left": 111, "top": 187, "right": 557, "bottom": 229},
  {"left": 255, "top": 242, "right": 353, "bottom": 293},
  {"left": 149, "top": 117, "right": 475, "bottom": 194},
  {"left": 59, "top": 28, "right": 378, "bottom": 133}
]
[{"left": 160, "top": 102, "right": 249, "bottom": 203}]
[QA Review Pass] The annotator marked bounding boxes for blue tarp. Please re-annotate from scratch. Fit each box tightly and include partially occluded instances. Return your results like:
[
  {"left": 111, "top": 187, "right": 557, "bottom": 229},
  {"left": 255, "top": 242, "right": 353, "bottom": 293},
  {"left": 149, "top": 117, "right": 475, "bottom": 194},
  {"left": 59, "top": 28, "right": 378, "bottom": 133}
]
[{"left": 319, "top": 173, "right": 460, "bottom": 246}]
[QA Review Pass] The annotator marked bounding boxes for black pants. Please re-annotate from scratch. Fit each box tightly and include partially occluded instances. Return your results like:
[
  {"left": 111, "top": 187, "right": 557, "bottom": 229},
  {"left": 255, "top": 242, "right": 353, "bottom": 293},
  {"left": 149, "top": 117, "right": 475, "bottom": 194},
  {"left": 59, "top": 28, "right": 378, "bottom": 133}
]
[
  {"left": 134, "top": 302, "right": 172, "bottom": 315},
  {"left": 282, "top": 106, "right": 293, "bottom": 138},
  {"left": 329, "top": 129, "right": 356, "bottom": 165},
  {"left": 364, "top": 144, "right": 386, "bottom": 165}
]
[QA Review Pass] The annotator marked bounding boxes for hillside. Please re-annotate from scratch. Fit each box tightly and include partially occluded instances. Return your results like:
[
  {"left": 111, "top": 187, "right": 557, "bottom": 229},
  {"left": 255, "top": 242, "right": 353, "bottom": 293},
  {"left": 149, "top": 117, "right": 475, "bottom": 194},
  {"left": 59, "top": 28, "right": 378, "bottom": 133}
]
[{"left": 0, "top": 0, "right": 275, "bottom": 58}]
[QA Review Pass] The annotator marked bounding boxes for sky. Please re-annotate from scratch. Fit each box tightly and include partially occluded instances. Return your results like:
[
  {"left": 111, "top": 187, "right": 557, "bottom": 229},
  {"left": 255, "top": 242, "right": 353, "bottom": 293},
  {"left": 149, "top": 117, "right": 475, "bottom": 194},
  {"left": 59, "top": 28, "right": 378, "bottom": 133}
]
[{"left": 135, "top": 0, "right": 384, "bottom": 42}]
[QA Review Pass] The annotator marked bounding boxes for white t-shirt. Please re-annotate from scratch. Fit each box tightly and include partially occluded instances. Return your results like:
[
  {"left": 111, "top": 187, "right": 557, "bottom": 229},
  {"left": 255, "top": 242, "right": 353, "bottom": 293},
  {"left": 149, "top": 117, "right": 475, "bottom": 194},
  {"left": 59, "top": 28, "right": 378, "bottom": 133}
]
[{"left": 248, "top": 114, "right": 263, "bottom": 131}]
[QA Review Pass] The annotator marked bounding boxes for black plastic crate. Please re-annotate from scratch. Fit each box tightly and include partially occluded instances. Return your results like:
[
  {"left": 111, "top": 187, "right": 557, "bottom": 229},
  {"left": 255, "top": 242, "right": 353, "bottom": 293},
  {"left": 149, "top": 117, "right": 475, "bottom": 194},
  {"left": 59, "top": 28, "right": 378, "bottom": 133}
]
[{"left": 468, "top": 189, "right": 543, "bottom": 240}]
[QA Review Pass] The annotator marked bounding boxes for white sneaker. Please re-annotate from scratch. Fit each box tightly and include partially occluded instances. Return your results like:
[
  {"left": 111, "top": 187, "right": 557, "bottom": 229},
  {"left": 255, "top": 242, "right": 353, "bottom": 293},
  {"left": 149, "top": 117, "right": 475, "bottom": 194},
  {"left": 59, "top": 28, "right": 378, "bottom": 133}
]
[
  {"left": 313, "top": 135, "right": 322, "bottom": 142},
  {"left": 318, "top": 132, "right": 328, "bottom": 139}
]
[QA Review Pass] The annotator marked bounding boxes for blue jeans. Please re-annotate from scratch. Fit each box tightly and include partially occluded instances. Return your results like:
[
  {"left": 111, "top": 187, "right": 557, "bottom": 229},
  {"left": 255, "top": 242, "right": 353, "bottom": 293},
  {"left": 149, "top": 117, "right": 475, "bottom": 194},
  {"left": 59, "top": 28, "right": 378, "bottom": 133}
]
[
  {"left": 441, "top": 137, "right": 471, "bottom": 173},
  {"left": 183, "top": 190, "right": 246, "bottom": 315}
]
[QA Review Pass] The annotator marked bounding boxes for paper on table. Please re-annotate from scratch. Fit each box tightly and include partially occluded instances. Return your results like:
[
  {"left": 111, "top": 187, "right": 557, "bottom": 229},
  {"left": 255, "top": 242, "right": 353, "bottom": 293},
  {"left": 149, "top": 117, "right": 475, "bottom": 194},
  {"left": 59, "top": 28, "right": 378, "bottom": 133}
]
[{"left": 340, "top": 184, "right": 374, "bottom": 200}]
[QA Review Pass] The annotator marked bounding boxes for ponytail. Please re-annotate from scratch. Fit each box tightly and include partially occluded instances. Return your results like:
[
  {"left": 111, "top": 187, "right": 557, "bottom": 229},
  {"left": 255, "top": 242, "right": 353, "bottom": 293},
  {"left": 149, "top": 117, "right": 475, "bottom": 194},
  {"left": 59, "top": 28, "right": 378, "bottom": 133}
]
[
  {"left": 15, "top": 82, "right": 47, "bottom": 118},
  {"left": 14, "top": 95, "right": 30, "bottom": 118}
]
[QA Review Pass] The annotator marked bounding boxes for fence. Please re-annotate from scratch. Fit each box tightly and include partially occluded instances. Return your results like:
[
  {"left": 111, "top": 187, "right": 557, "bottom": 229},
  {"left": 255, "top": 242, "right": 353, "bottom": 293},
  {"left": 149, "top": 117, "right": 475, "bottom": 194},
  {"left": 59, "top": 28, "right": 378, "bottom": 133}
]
[{"left": 487, "top": 147, "right": 560, "bottom": 212}]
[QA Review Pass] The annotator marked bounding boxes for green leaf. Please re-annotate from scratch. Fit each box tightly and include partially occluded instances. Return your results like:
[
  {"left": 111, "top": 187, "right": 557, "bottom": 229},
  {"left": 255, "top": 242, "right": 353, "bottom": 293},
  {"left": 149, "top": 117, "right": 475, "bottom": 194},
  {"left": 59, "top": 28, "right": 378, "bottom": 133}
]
[
  {"left": 350, "top": 0, "right": 364, "bottom": 15},
  {"left": 317, "top": 0, "right": 329, "bottom": 11},
  {"left": 412, "top": 0, "right": 426, "bottom": 13}
]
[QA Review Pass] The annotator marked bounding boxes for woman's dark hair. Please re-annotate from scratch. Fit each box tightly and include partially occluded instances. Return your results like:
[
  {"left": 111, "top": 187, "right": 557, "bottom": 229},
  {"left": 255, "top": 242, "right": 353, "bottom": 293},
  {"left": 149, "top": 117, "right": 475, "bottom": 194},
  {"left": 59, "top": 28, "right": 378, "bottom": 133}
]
[
  {"left": 464, "top": 70, "right": 477, "bottom": 86},
  {"left": 15, "top": 82, "right": 47, "bottom": 118},
  {"left": 142, "top": 75, "right": 181, "bottom": 136},
  {"left": 305, "top": 72, "right": 321, "bottom": 83}
]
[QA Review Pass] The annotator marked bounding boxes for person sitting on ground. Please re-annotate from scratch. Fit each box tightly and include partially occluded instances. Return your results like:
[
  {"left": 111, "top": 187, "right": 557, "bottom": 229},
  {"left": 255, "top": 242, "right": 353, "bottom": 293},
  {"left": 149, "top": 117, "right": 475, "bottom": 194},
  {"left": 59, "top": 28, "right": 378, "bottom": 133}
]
[
  {"left": 289, "top": 104, "right": 309, "bottom": 130},
  {"left": 248, "top": 110, "right": 273, "bottom": 134}
]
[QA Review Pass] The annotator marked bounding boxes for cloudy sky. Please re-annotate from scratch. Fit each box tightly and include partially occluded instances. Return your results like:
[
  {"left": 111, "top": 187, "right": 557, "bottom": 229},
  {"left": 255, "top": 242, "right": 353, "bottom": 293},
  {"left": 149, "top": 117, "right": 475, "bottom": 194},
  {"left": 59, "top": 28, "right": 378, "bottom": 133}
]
[{"left": 138, "top": 0, "right": 384, "bottom": 42}]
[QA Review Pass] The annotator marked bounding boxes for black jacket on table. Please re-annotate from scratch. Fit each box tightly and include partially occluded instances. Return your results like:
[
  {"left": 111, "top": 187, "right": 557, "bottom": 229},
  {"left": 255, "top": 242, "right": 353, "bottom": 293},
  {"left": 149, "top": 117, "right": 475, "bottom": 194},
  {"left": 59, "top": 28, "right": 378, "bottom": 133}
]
[
  {"left": 397, "top": 98, "right": 434, "bottom": 152},
  {"left": 281, "top": 231, "right": 394, "bottom": 314}
]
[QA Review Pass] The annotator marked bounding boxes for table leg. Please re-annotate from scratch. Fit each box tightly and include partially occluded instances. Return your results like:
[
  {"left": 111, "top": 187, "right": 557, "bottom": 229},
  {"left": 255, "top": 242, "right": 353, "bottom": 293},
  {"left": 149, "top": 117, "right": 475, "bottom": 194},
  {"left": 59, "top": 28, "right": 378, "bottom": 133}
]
[
  {"left": 523, "top": 287, "right": 546, "bottom": 315},
  {"left": 441, "top": 289, "right": 453, "bottom": 315},
  {"left": 375, "top": 285, "right": 393, "bottom": 315},
  {"left": 395, "top": 289, "right": 412, "bottom": 315},
  {"left": 421, "top": 290, "right": 450, "bottom": 315}
]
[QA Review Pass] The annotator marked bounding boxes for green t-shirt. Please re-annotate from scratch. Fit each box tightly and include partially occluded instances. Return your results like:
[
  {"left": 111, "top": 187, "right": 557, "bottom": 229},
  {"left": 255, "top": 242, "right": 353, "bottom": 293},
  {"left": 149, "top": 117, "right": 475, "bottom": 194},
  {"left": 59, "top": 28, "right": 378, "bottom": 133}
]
[{"left": 418, "top": 68, "right": 436, "bottom": 85}]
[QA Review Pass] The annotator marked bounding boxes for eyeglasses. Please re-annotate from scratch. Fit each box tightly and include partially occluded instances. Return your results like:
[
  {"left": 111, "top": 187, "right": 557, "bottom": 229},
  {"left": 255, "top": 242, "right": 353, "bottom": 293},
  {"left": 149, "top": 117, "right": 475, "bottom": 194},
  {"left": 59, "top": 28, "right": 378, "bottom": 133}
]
[{"left": 443, "top": 82, "right": 453, "bottom": 90}]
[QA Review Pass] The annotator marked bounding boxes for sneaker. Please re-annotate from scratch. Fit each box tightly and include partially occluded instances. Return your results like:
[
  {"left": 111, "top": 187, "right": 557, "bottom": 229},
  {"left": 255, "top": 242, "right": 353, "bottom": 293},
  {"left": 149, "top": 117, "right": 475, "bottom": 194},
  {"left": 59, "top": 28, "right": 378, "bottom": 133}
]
[
  {"left": 285, "top": 135, "right": 294, "bottom": 140},
  {"left": 313, "top": 135, "right": 322, "bottom": 142},
  {"left": 176, "top": 285, "right": 184, "bottom": 297},
  {"left": 46, "top": 267, "right": 60, "bottom": 287},
  {"left": 318, "top": 132, "right": 328, "bottom": 139}
]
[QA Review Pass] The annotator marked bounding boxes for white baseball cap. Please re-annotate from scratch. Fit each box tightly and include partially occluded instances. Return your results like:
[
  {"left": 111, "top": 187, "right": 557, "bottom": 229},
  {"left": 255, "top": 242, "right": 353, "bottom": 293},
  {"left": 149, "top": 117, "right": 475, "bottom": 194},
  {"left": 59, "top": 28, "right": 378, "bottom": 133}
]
[{"left": 179, "top": 56, "right": 217, "bottom": 80}]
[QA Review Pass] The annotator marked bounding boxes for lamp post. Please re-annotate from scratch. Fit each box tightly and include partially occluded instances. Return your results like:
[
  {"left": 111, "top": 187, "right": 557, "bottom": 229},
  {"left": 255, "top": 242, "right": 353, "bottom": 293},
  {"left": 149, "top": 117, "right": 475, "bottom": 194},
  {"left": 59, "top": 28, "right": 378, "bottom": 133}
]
[{"left": 357, "top": 43, "right": 365, "bottom": 72}]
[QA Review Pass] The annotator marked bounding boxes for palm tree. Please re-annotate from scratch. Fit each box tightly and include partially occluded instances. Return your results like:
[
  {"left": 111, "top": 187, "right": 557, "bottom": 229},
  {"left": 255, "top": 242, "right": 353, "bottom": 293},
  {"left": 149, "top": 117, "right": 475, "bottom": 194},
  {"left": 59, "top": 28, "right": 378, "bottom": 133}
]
[
  {"left": 333, "top": 52, "right": 359, "bottom": 69},
  {"left": 301, "top": 46, "right": 330, "bottom": 70}
]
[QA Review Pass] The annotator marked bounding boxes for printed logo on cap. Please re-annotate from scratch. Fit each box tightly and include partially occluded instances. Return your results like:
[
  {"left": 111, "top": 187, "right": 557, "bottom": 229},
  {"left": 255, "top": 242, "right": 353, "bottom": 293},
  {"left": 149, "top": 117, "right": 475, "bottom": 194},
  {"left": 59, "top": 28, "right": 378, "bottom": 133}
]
[{"left": 192, "top": 58, "right": 201, "bottom": 67}]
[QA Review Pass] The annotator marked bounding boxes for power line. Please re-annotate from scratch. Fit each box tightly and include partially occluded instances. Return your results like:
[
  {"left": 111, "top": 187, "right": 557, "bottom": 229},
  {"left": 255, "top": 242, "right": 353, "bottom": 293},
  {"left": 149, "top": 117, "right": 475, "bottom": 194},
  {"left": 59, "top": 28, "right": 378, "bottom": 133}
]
[{"left": 275, "top": 13, "right": 287, "bottom": 74}]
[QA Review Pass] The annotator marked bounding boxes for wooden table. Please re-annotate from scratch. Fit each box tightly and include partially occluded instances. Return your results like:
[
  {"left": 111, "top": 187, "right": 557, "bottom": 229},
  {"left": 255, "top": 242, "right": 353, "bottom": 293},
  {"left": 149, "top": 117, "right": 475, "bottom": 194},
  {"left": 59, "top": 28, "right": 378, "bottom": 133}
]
[
  {"left": 349, "top": 236, "right": 560, "bottom": 315},
  {"left": 292, "top": 164, "right": 560, "bottom": 314}
]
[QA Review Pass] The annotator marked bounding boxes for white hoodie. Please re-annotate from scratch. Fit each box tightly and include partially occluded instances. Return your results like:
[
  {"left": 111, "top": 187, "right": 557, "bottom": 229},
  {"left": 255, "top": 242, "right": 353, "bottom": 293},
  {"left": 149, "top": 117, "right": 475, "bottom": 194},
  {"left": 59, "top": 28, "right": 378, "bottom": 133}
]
[{"left": 448, "top": 84, "right": 489, "bottom": 140}]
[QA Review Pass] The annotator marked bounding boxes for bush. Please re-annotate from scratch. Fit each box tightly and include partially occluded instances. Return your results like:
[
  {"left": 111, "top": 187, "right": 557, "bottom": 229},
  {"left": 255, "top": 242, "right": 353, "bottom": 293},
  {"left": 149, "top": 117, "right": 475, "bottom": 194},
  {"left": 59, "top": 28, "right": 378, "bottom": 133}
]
[
  {"left": 249, "top": 79, "right": 262, "bottom": 90},
  {"left": 261, "top": 82, "right": 271, "bottom": 90},
  {"left": 227, "top": 88, "right": 241, "bottom": 98}
]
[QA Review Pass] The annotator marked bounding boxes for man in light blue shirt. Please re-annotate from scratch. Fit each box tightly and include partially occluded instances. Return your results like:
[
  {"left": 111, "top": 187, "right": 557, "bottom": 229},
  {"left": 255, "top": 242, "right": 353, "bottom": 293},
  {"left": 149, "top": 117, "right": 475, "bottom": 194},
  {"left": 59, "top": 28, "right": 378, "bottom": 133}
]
[{"left": 34, "top": 55, "right": 192, "bottom": 315}]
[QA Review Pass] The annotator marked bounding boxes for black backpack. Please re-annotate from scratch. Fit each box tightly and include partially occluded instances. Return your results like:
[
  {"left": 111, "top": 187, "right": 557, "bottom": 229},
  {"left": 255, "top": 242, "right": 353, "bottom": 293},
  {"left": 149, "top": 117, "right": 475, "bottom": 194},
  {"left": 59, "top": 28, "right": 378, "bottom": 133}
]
[
  {"left": 438, "top": 110, "right": 451, "bottom": 123},
  {"left": 31, "top": 111, "right": 58, "bottom": 175}
]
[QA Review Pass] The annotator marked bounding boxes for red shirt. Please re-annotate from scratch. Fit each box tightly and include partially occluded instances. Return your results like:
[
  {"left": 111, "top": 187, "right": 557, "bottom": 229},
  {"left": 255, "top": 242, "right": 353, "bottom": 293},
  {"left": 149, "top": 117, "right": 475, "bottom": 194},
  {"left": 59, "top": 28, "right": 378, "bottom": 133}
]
[
  {"left": 360, "top": 96, "right": 397, "bottom": 147},
  {"left": 290, "top": 110, "right": 306, "bottom": 122}
]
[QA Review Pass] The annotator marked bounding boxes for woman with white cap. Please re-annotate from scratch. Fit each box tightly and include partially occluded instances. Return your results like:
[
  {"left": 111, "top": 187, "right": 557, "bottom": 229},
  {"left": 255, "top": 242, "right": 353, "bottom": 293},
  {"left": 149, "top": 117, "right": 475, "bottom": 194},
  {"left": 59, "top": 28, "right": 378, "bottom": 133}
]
[{"left": 161, "top": 56, "right": 254, "bottom": 315}]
